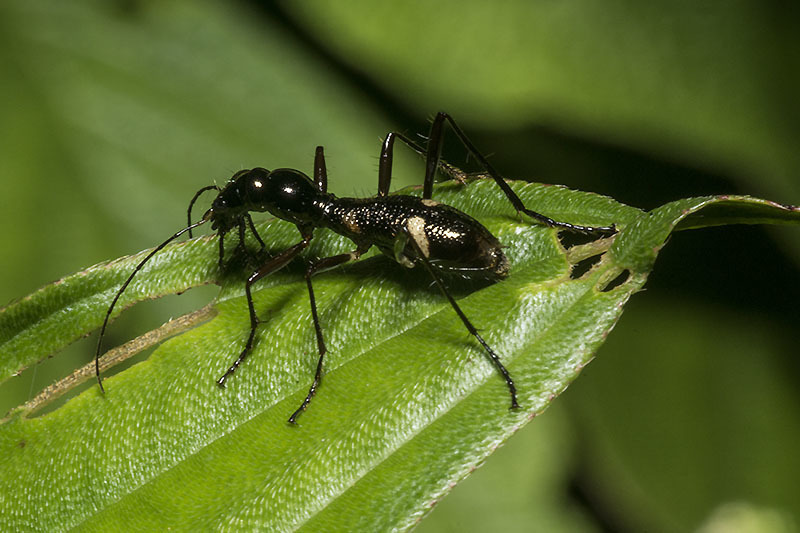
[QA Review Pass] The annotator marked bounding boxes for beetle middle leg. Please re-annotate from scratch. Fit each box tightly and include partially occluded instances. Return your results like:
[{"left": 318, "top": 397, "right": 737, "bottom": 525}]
[
  {"left": 313, "top": 145, "right": 328, "bottom": 193},
  {"left": 378, "top": 132, "right": 467, "bottom": 197},
  {"left": 288, "top": 244, "right": 369, "bottom": 424}
]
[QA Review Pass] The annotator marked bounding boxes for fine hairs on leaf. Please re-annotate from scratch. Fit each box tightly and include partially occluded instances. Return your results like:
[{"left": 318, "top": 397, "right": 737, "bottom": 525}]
[{"left": 1, "top": 170, "right": 797, "bottom": 531}]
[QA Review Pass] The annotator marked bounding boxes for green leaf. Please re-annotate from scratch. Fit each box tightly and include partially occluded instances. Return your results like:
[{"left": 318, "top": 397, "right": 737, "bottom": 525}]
[
  {"left": 611, "top": 195, "right": 800, "bottom": 273},
  {"left": 1, "top": 178, "right": 797, "bottom": 531}
]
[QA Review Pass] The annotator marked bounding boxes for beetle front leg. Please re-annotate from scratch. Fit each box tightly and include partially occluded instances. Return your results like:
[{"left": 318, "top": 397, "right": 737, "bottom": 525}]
[{"left": 217, "top": 232, "right": 314, "bottom": 387}]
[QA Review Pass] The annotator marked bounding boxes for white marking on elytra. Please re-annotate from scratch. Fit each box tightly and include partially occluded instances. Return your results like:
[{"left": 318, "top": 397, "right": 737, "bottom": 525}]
[
  {"left": 342, "top": 210, "right": 360, "bottom": 233},
  {"left": 407, "top": 216, "right": 430, "bottom": 257},
  {"left": 421, "top": 198, "right": 439, "bottom": 207}
]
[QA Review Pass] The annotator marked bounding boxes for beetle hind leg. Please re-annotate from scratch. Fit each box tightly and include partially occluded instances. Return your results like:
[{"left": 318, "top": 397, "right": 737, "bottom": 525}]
[{"left": 399, "top": 227, "right": 519, "bottom": 409}]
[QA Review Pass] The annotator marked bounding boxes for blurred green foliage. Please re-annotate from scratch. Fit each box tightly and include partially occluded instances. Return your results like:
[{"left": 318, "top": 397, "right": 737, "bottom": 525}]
[{"left": 0, "top": 0, "right": 798, "bottom": 531}]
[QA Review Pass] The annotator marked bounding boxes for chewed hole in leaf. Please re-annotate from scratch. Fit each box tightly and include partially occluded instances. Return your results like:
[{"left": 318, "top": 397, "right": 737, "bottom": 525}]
[
  {"left": 599, "top": 269, "right": 631, "bottom": 292},
  {"left": 557, "top": 229, "right": 607, "bottom": 249},
  {"left": 570, "top": 254, "right": 604, "bottom": 280}
]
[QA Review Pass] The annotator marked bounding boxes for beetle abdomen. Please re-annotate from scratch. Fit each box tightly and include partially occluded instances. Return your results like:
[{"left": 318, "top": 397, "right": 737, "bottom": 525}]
[{"left": 326, "top": 195, "right": 509, "bottom": 279}]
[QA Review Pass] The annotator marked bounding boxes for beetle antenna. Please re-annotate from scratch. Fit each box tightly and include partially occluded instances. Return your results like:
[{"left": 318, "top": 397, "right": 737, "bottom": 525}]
[
  {"left": 95, "top": 217, "right": 209, "bottom": 392},
  {"left": 187, "top": 185, "right": 219, "bottom": 237}
]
